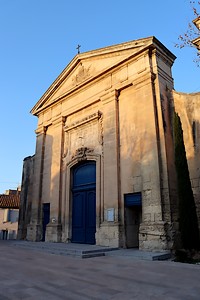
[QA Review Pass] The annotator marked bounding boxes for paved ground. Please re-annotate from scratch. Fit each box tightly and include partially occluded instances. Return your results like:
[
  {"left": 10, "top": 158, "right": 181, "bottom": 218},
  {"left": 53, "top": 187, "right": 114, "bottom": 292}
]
[{"left": 0, "top": 240, "right": 200, "bottom": 300}]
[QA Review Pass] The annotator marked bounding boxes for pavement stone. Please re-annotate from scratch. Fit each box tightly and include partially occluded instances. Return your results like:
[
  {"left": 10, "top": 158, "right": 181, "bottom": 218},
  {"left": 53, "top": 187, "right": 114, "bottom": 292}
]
[{"left": 0, "top": 240, "right": 200, "bottom": 299}]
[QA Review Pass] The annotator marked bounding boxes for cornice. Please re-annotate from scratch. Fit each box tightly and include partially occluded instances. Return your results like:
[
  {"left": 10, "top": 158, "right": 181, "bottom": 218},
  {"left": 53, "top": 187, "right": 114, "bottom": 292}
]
[{"left": 150, "top": 45, "right": 176, "bottom": 67}]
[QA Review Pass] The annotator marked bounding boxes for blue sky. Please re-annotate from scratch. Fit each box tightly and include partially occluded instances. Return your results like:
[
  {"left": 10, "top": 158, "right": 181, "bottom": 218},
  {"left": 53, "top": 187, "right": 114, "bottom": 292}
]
[{"left": 0, "top": 0, "right": 199, "bottom": 193}]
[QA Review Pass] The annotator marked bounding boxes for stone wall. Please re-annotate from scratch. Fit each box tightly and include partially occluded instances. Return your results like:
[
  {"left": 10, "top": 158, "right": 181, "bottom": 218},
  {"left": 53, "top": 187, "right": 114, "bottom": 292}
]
[
  {"left": 18, "top": 155, "right": 34, "bottom": 240},
  {"left": 173, "top": 91, "right": 200, "bottom": 229}
]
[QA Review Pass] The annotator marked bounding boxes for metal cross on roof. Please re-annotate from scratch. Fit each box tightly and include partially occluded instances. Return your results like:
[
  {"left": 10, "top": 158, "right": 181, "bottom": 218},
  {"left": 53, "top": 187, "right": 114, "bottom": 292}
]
[{"left": 76, "top": 44, "right": 81, "bottom": 54}]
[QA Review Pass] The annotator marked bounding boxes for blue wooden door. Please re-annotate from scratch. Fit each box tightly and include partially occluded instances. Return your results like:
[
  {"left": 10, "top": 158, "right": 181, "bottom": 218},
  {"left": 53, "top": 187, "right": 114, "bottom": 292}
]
[{"left": 72, "top": 162, "right": 96, "bottom": 244}]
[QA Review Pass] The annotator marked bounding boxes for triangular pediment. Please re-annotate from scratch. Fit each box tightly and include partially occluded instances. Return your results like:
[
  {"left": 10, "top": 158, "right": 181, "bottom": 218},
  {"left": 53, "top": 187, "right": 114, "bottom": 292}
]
[{"left": 31, "top": 36, "right": 174, "bottom": 115}]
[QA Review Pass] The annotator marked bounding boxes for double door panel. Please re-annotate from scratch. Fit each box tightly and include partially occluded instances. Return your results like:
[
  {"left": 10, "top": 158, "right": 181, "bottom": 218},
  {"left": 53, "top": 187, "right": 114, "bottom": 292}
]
[{"left": 72, "top": 189, "right": 96, "bottom": 244}]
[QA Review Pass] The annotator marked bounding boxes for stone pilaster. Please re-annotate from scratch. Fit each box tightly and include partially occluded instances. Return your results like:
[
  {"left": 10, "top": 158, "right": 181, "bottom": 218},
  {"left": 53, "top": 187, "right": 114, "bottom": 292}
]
[
  {"left": 44, "top": 116, "right": 64, "bottom": 242},
  {"left": 134, "top": 68, "right": 169, "bottom": 250},
  {"left": 27, "top": 126, "right": 47, "bottom": 241},
  {"left": 96, "top": 90, "right": 121, "bottom": 247}
]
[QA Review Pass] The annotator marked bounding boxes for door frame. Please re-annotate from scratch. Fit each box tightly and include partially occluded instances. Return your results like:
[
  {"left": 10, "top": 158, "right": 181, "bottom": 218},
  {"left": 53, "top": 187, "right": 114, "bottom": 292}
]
[
  {"left": 124, "top": 193, "right": 142, "bottom": 248},
  {"left": 63, "top": 154, "right": 101, "bottom": 243}
]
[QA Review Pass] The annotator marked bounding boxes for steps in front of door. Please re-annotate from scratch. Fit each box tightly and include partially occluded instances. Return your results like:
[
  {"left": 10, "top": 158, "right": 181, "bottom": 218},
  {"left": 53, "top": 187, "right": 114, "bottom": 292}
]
[
  {"left": 9, "top": 241, "right": 118, "bottom": 258},
  {"left": 7, "top": 241, "right": 171, "bottom": 260},
  {"left": 81, "top": 247, "right": 119, "bottom": 258},
  {"left": 107, "top": 248, "right": 172, "bottom": 261}
]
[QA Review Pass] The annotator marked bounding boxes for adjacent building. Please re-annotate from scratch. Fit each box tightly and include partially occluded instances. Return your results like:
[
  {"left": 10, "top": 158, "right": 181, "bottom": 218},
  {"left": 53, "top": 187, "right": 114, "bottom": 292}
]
[{"left": 0, "top": 189, "right": 20, "bottom": 240}]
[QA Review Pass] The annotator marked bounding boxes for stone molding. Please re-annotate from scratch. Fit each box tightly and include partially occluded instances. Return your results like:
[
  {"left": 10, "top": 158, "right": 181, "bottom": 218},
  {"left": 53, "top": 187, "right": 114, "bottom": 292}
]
[
  {"left": 35, "top": 126, "right": 47, "bottom": 136},
  {"left": 52, "top": 116, "right": 65, "bottom": 127},
  {"left": 132, "top": 71, "right": 156, "bottom": 90},
  {"left": 64, "top": 111, "right": 102, "bottom": 132},
  {"left": 100, "top": 89, "right": 119, "bottom": 104},
  {"left": 62, "top": 111, "right": 103, "bottom": 161},
  {"left": 72, "top": 63, "right": 92, "bottom": 86},
  {"left": 71, "top": 147, "right": 95, "bottom": 162}
]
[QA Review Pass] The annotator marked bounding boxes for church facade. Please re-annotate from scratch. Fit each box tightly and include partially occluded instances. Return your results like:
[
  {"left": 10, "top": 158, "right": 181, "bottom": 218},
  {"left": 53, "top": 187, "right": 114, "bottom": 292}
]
[{"left": 18, "top": 36, "right": 200, "bottom": 251}]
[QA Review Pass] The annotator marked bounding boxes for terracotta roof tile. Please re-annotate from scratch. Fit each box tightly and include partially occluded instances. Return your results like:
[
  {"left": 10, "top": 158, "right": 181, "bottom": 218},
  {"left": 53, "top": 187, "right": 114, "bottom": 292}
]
[{"left": 0, "top": 194, "right": 20, "bottom": 208}]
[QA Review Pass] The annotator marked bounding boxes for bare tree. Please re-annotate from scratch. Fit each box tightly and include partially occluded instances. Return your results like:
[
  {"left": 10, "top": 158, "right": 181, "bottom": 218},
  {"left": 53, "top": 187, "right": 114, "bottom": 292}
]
[{"left": 175, "top": 1, "right": 200, "bottom": 66}]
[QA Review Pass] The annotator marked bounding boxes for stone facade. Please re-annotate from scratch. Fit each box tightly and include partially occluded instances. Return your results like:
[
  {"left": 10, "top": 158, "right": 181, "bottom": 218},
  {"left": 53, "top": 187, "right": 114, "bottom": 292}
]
[{"left": 19, "top": 36, "right": 200, "bottom": 251}]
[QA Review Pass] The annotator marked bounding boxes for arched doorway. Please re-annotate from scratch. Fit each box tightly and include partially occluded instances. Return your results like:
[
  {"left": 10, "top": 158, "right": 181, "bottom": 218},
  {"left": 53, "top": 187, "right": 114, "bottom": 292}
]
[{"left": 71, "top": 161, "right": 96, "bottom": 244}]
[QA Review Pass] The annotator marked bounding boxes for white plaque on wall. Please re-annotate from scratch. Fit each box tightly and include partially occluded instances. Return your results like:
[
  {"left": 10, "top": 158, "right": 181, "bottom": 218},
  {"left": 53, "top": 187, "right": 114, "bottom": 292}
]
[{"left": 106, "top": 208, "right": 115, "bottom": 222}]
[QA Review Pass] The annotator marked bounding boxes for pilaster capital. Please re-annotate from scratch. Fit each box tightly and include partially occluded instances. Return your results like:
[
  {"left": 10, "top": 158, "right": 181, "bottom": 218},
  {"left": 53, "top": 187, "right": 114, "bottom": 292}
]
[
  {"left": 35, "top": 126, "right": 47, "bottom": 136},
  {"left": 100, "top": 89, "right": 119, "bottom": 105},
  {"left": 133, "top": 71, "right": 156, "bottom": 90},
  {"left": 52, "top": 116, "right": 65, "bottom": 127}
]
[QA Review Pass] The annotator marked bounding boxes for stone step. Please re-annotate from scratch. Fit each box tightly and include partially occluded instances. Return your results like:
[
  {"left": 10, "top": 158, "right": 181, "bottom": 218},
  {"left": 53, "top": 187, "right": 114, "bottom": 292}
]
[
  {"left": 82, "top": 252, "right": 105, "bottom": 259},
  {"left": 7, "top": 241, "right": 171, "bottom": 260},
  {"left": 152, "top": 252, "right": 172, "bottom": 261},
  {"left": 11, "top": 241, "right": 118, "bottom": 258},
  {"left": 107, "top": 248, "right": 172, "bottom": 261}
]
